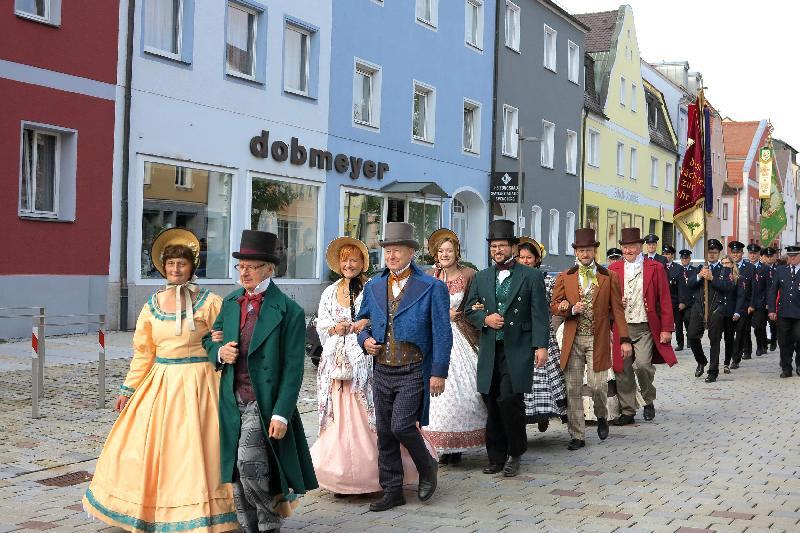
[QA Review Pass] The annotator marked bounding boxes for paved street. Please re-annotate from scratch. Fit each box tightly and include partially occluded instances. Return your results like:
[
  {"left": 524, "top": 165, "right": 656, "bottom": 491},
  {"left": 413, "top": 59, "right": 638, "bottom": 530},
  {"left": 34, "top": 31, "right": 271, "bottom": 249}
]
[{"left": 0, "top": 332, "right": 798, "bottom": 532}]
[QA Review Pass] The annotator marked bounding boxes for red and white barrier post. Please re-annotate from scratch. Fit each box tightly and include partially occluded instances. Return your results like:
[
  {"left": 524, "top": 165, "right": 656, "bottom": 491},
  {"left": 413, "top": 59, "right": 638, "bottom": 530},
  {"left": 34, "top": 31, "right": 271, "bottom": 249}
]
[
  {"left": 97, "top": 316, "right": 106, "bottom": 409},
  {"left": 31, "top": 326, "right": 40, "bottom": 419}
]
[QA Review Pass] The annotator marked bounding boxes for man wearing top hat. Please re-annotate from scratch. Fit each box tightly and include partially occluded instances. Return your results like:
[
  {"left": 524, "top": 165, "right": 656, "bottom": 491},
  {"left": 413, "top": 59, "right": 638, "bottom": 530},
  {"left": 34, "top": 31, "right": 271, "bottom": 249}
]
[
  {"left": 643, "top": 233, "right": 668, "bottom": 267},
  {"left": 356, "top": 222, "right": 452, "bottom": 511},
  {"left": 608, "top": 228, "right": 676, "bottom": 425},
  {"left": 685, "top": 239, "right": 735, "bottom": 382},
  {"left": 729, "top": 241, "right": 756, "bottom": 367},
  {"left": 663, "top": 245, "right": 684, "bottom": 351},
  {"left": 204, "top": 229, "right": 318, "bottom": 533},
  {"left": 767, "top": 244, "right": 800, "bottom": 378},
  {"left": 606, "top": 248, "right": 623, "bottom": 266},
  {"left": 551, "top": 228, "right": 631, "bottom": 450},
  {"left": 465, "top": 220, "right": 548, "bottom": 474},
  {"left": 676, "top": 249, "right": 696, "bottom": 351}
]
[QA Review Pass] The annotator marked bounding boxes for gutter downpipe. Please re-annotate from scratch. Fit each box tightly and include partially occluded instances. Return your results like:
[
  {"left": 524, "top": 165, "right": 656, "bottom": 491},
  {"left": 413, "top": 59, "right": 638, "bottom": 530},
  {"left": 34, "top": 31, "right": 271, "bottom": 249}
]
[
  {"left": 119, "top": 0, "right": 135, "bottom": 331},
  {"left": 579, "top": 107, "right": 588, "bottom": 227}
]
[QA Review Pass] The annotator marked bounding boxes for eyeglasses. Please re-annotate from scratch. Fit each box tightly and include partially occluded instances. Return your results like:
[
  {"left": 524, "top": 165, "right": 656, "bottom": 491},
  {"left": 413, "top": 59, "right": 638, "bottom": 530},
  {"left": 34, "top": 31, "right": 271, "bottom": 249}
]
[
  {"left": 489, "top": 244, "right": 511, "bottom": 250},
  {"left": 234, "top": 263, "right": 267, "bottom": 273}
]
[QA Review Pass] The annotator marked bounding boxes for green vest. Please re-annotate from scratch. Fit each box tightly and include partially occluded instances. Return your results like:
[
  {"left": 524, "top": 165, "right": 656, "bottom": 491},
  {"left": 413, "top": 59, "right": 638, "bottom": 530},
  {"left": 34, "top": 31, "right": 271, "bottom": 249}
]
[{"left": 495, "top": 268, "right": 513, "bottom": 341}]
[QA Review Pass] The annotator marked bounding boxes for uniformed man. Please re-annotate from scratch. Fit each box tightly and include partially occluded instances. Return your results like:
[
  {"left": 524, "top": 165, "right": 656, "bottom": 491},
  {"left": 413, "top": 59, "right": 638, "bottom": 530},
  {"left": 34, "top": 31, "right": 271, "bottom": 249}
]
[
  {"left": 748, "top": 244, "right": 769, "bottom": 357},
  {"left": 686, "top": 239, "right": 735, "bottom": 382},
  {"left": 767, "top": 245, "right": 800, "bottom": 378},
  {"left": 643, "top": 234, "right": 668, "bottom": 266},
  {"left": 763, "top": 247, "right": 779, "bottom": 351},
  {"left": 606, "top": 247, "right": 623, "bottom": 266},
  {"left": 730, "top": 241, "right": 755, "bottom": 368},
  {"left": 663, "top": 245, "right": 683, "bottom": 350},
  {"left": 676, "top": 249, "right": 695, "bottom": 351}
]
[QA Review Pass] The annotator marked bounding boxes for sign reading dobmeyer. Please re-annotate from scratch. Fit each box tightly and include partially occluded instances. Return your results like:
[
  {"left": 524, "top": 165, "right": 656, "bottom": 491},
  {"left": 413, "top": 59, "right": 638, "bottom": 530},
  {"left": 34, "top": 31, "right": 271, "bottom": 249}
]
[
  {"left": 490, "top": 172, "right": 521, "bottom": 203},
  {"left": 249, "top": 130, "right": 389, "bottom": 180}
]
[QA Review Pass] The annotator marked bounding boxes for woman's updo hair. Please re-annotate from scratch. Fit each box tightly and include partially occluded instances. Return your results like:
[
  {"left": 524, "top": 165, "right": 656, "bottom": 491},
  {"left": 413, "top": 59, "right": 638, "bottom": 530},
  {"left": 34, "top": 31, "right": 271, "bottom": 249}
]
[
  {"left": 436, "top": 236, "right": 461, "bottom": 264},
  {"left": 161, "top": 244, "right": 197, "bottom": 276}
]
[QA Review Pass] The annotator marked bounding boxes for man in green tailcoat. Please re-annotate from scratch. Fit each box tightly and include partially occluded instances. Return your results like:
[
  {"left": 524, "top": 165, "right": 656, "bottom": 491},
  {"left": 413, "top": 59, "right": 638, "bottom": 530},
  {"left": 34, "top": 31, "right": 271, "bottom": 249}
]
[
  {"left": 204, "top": 230, "right": 317, "bottom": 533},
  {"left": 465, "top": 220, "right": 549, "bottom": 477}
]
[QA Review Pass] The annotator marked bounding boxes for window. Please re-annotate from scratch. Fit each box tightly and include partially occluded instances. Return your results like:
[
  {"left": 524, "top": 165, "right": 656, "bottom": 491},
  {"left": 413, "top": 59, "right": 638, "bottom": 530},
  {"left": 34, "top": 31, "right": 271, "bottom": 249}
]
[
  {"left": 416, "top": 0, "right": 437, "bottom": 28},
  {"left": 226, "top": 2, "right": 257, "bottom": 79},
  {"left": 549, "top": 209, "right": 560, "bottom": 255},
  {"left": 633, "top": 215, "right": 644, "bottom": 232},
  {"left": 647, "top": 97, "right": 658, "bottom": 128},
  {"left": 662, "top": 222, "right": 674, "bottom": 247},
  {"left": 144, "top": 0, "right": 181, "bottom": 57},
  {"left": 541, "top": 120, "right": 554, "bottom": 168},
  {"left": 250, "top": 176, "right": 319, "bottom": 279},
  {"left": 141, "top": 162, "right": 232, "bottom": 279},
  {"left": 621, "top": 212, "right": 632, "bottom": 231},
  {"left": 502, "top": 105, "right": 518, "bottom": 157},
  {"left": 465, "top": 0, "right": 483, "bottom": 50},
  {"left": 586, "top": 205, "right": 599, "bottom": 234},
  {"left": 607, "top": 209, "right": 618, "bottom": 246},
  {"left": 531, "top": 205, "right": 542, "bottom": 241},
  {"left": 617, "top": 142, "right": 625, "bottom": 176},
  {"left": 353, "top": 61, "right": 381, "bottom": 128},
  {"left": 463, "top": 99, "right": 481, "bottom": 154},
  {"left": 665, "top": 162, "right": 673, "bottom": 191},
  {"left": 630, "top": 83, "right": 637, "bottom": 111},
  {"left": 567, "top": 41, "right": 579, "bottom": 83},
  {"left": 588, "top": 129, "right": 600, "bottom": 167},
  {"left": 343, "top": 192, "right": 384, "bottom": 267},
  {"left": 410, "top": 201, "right": 441, "bottom": 248},
  {"left": 565, "top": 212, "right": 576, "bottom": 255},
  {"left": 619, "top": 76, "right": 626, "bottom": 106},
  {"left": 15, "top": 0, "right": 60, "bottom": 25},
  {"left": 19, "top": 124, "right": 77, "bottom": 221},
  {"left": 543, "top": 25, "right": 557, "bottom": 72},
  {"left": 679, "top": 109, "right": 687, "bottom": 145},
  {"left": 650, "top": 156, "right": 659, "bottom": 187},
  {"left": 649, "top": 218, "right": 658, "bottom": 235},
  {"left": 565, "top": 130, "right": 578, "bottom": 174},
  {"left": 284, "top": 25, "right": 310, "bottom": 95},
  {"left": 412, "top": 82, "right": 435, "bottom": 143},
  {"left": 505, "top": 1, "right": 520, "bottom": 52},
  {"left": 630, "top": 147, "right": 637, "bottom": 180}
]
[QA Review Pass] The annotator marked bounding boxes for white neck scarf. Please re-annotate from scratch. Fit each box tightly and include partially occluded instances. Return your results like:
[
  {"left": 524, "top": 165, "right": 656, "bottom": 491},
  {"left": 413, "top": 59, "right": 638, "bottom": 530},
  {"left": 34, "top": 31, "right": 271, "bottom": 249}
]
[{"left": 163, "top": 278, "right": 200, "bottom": 335}]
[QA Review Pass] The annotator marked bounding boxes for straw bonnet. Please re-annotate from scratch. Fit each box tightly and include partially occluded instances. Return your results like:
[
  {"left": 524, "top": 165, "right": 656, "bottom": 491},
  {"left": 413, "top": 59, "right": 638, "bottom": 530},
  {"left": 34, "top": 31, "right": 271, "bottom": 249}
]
[
  {"left": 517, "top": 236, "right": 546, "bottom": 260},
  {"left": 428, "top": 228, "right": 460, "bottom": 259},
  {"left": 326, "top": 236, "right": 370, "bottom": 274},
  {"left": 150, "top": 228, "right": 200, "bottom": 279}
]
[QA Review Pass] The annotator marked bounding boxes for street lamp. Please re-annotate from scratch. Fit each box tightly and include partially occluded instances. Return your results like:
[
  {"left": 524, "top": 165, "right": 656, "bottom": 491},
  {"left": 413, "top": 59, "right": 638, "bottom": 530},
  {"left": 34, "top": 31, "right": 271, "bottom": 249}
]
[{"left": 517, "top": 128, "right": 542, "bottom": 232}]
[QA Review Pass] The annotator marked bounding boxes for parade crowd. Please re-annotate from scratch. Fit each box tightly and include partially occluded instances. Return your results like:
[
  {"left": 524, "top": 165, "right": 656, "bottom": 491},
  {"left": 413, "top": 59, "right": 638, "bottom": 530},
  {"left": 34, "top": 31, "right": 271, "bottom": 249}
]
[{"left": 80, "top": 221, "right": 798, "bottom": 533}]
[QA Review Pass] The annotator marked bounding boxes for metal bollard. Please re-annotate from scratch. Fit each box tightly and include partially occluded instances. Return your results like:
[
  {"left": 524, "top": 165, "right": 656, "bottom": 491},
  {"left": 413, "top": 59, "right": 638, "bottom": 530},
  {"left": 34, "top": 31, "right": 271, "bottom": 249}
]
[
  {"left": 37, "top": 306, "right": 45, "bottom": 398},
  {"left": 97, "top": 315, "right": 106, "bottom": 409},
  {"left": 31, "top": 326, "right": 40, "bottom": 419}
]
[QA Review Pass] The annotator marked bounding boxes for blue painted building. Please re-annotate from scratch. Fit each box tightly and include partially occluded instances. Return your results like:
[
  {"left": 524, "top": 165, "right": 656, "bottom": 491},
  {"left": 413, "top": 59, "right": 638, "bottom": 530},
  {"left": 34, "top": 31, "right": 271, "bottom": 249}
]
[{"left": 325, "top": 0, "right": 496, "bottom": 269}]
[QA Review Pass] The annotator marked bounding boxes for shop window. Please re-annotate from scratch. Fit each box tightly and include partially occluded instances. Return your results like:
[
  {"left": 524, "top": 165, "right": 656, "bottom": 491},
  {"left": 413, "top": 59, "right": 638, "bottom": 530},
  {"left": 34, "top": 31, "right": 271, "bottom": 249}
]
[
  {"left": 344, "top": 192, "right": 384, "bottom": 268},
  {"left": 607, "top": 209, "right": 619, "bottom": 246},
  {"left": 251, "top": 176, "right": 319, "bottom": 279},
  {"left": 141, "top": 162, "right": 232, "bottom": 279},
  {"left": 19, "top": 124, "right": 77, "bottom": 221},
  {"left": 409, "top": 201, "right": 441, "bottom": 252},
  {"left": 586, "top": 205, "right": 599, "bottom": 233}
]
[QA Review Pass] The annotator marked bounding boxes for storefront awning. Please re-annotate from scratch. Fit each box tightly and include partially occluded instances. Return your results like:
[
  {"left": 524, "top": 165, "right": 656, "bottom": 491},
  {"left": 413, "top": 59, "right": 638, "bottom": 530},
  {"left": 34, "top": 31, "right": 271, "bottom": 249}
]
[{"left": 380, "top": 181, "right": 450, "bottom": 198}]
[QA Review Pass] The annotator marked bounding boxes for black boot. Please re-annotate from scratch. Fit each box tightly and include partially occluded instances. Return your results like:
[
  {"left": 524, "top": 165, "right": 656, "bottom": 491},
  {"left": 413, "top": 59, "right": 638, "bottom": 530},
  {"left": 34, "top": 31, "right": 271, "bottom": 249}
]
[
  {"left": 597, "top": 417, "right": 609, "bottom": 440},
  {"left": 369, "top": 492, "right": 406, "bottom": 512}
]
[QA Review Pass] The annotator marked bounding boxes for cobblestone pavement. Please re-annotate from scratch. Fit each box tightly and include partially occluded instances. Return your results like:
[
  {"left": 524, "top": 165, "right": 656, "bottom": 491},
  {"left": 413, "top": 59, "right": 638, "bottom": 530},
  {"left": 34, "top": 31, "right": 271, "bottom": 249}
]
[{"left": 1, "top": 333, "right": 799, "bottom": 532}]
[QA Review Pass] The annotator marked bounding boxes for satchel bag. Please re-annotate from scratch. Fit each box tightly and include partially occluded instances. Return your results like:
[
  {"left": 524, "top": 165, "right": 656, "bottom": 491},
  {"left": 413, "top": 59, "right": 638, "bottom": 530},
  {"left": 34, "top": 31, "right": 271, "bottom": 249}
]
[{"left": 330, "top": 335, "right": 353, "bottom": 381}]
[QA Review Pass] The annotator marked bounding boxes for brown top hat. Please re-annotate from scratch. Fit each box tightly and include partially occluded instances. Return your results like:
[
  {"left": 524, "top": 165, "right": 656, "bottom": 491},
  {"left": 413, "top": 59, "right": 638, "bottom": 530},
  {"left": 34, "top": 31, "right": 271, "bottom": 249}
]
[
  {"left": 379, "top": 222, "right": 420, "bottom": 250},
  {"left": 619, "top": 227, "right": 645, "bottom": 245},
  {"left": 517, "top": 236, "right": 546, "bottom": 260},
  {"left": 326, "top": 237, "right": 370, "bottom": 275},
  {"left": 232, "top": 229, "right": 281, "bottom": 264},
  {"left": 428, "top": 228, "right": 460, "bottom": 259},
  {"left": 150, "top": 228, "right": 201, "bottom": 279},
  {"left": 572, "top": 228, "right": 600, "bottom": 249}
]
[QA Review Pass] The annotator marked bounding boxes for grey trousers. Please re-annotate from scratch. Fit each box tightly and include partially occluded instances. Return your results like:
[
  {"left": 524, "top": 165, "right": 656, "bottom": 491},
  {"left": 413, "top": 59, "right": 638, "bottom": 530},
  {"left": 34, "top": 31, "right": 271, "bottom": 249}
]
[
  {"left": 564, "top": 335, "right": 608, "bottom": 440},
  {"left": 615, "top": 322, "right": 656, "bottom": 416},
  {"left": 234, "top": 400, "right": 283, "bottom": 533}
]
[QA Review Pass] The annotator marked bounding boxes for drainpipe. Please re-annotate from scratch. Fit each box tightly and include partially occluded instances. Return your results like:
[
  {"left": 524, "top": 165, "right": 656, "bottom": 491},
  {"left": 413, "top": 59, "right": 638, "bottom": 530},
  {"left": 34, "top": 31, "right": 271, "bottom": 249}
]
[
  {"left": 579, "top": 108, "right": 588, "bottom": 227},
  {"left": 119, "top": 0, "right": 135, "bottom": 331},
  {"left": 489, "top": 0, "right": 500, "bottom": 224}
]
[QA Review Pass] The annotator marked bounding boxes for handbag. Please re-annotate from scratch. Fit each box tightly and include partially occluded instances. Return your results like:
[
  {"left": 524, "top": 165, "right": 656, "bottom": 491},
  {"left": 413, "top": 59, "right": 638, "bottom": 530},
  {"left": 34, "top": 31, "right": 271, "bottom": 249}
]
[{"left": 330, "top": 335, "right": 353, "bottom": 381}]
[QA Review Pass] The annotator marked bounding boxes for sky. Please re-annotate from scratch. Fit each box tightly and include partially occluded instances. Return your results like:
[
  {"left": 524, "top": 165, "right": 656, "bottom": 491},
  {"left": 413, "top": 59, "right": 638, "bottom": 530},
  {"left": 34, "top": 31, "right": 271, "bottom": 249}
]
[{"left": 556, "top": 0, "right": 800, "bottom": 149}]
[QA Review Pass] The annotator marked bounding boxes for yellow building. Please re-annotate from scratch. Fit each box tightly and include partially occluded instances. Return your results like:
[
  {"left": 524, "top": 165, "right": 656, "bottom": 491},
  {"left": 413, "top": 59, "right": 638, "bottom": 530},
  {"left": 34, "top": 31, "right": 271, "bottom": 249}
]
[{"left": 577, "top": 7, "right": 678, "bottom": 255}]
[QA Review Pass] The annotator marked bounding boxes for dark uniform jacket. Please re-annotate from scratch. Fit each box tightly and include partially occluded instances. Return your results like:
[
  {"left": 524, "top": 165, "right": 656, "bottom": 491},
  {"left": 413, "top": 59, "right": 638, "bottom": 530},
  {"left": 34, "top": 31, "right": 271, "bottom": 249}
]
[
  {"left": 678, "top": 264, "right": 697, "bottom": 308},
  {"left": 734, "top": 261, "right": 756, "bottom": 316},
  {"left": 646, "top": 253, "right": 668, "bottom": 267},
  {"left": 686, "top": 262, "right": 735, "bottom": 316},
  {"left": 767, "top": 264, "right": 800, "bottom": 319},
  {"left": 750, "top": 262, "right": 768, "bottom": 309},
  {"left": 665, "top": 261, "right": 682, "bottom": 308}
]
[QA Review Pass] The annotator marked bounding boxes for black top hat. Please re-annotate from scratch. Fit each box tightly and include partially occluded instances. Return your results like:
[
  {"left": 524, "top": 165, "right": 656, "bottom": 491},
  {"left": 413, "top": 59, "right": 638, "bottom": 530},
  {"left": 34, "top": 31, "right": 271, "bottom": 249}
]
[
  {"left": 643, "top": 233, "right": 659, "bottom": 243},
  {"left": 679, "top": 249, "right": 692, "bottom": 257},
  {"left": 728, "top": 240, "right": 745, "bottom": 251},
  {"left": 662, "top": 245, "right": 676, "bottom": 254},
  {"left": 487, "top": 220, "right": 518, "bottom": 244},
  {"left": 619, "top": 227, "right": 645, "bottom": 245},
  {"left": 606, "top": 247, "right": 623, "bottom": 258},
  {"left": 232, "top": 230, "right": 281, "bottom": 264},
  {"left": 707, "top": 239, "right": 724, "bottom": 251},
  {"left": 746, "top": 243, "right": 762, "bottom": 253},
  {"left": 786, "top": 245, "right": 800, "bottom": 255}
]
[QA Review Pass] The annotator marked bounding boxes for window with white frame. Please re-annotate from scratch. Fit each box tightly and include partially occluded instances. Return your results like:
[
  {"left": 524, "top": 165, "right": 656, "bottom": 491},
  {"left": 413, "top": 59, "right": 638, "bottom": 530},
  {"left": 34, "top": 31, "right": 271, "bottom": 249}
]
[
  {"left": 353, "top": 61, "right": 380, "bottom": 128},
  {"left": 565, "top": 130, "right": 578, "bottom": 175},
  {"left": 416, "top": 0, "right": 437, "bottom": 28},
  {"left": 284, "top": 24, "right": 311, "bottom": 95},
  {"left": 144, "top": 0, "right": 181, "bottom": 57},
  {"left": 15, "top": 0, "right": 60, "bottom": 24},
  {"left": 630, "top": 147, "right": 637, "bottom": 180},
  {"left": 543, "top": 25, "right": 557, "bottom": 71},
  {"left": 465, "top": 0, "right": 483, "bottom": 49},
  {"left": 343, "top": 191, "right": 384, "bottom": 267},
  {"left": 502, "top": 104, "right": 518, "bottom": 157},
  {"left": 20, "top": 128, "right": 59, "bottom": 217},
  {"left": 588, "top": 129, "right": 600, "bottom": 167},
  {"left": 504, "top": 1, "right": 520, "bottom": 51},
  {"left": 541, "top": 120, "right": 554, "bottom": 168},
  {"left": 531, "top": 205, "right": 542, "bottom": 241},
  {"left": 650, "top": 156, "right": 659, "bottom": 187},
  {"left": 226, "top": 2, "right": 257, "bottom": 79},
  {"left": 617, "top": 142, "right": 625, "bottom": 176},
  {"left": 619, "top": 76, "right": 626, "bottom": 106},
  {"left": 463, "top": 99, "right": 481, "bottom": 154},
  {"left": 665, "top": 162, "right": 673, "bottom": 191},
  {"left": 412, "top": 82, "right": 435, "bottom": 143},
  {"left": 679, "top": 109, "right": 687, "bottom": 144},
  {"left": 549, "top": 209, "right": 560, "bottom": 255},
  {"left": 630, "top": 83, "right": 638, "bottom": 111},
  {"left": 174, "top": 166, "right": 192, "bottom": 189},
  {"left": 565, "top": 211, "right": 576, "bottom": 254},
  {"left": 567, "top": 40, "right": 579, "bottom": 83}
]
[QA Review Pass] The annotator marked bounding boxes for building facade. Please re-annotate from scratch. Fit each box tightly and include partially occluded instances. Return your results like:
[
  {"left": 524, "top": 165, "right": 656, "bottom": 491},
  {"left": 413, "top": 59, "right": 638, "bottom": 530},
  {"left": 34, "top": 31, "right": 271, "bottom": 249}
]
[
  {"left": 493, "top": 0, "right": 587, "bottom": 272},
  {"left": 0, "top": 0, "right": 119, "bottom": 337},
  {"left": 773, "top": 138, "right": 797, "bottom": 248}
]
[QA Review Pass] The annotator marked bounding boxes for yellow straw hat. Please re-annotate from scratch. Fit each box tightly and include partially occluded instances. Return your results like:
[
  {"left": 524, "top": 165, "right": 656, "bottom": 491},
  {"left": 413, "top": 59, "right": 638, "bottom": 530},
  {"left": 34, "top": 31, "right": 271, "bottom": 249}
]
[
  {"left": 427, "top": 228, "right": 460, "bottom": 259},
  {"left": 150, "top": 228, "right": 201, "bottom": 279},
  {"left": 326, "top": 236, "right": 370, "bottom": 275},
  {"left": 517, "top": 236, "right": 547, "bottom": 260}
]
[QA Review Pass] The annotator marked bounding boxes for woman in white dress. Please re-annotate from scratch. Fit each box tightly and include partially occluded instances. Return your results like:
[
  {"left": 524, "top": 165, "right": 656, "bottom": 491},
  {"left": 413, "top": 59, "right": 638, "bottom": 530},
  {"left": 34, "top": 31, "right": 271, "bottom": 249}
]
[{"left": 422, "top": 229, "right": 487, "bottom": 466}]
